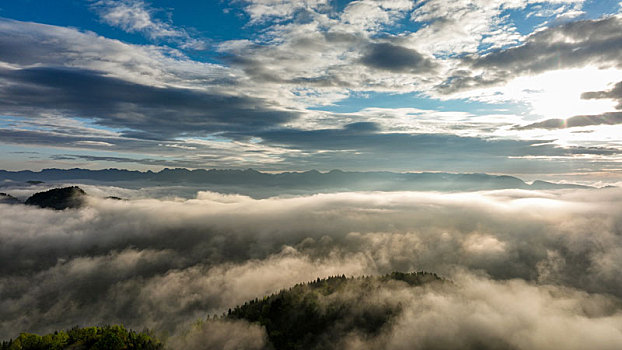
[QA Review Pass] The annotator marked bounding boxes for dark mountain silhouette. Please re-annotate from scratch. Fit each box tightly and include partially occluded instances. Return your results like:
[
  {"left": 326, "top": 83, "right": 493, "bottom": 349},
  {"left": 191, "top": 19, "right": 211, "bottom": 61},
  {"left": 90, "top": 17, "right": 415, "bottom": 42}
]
[
  {"left": 24, "top": 186, "right": 87, "bottom": 210},
  {"left": 26, "top": 180, "right": 44, "bottom": 185},
  {"left": 0, "top": 168, "right": 593, "bottom": 193},
  {"left": 225, "top": 272, "right": 443, "bottom": 350},
  {"left": 0, "top": 193, "right": 21, "bottom": 205}
]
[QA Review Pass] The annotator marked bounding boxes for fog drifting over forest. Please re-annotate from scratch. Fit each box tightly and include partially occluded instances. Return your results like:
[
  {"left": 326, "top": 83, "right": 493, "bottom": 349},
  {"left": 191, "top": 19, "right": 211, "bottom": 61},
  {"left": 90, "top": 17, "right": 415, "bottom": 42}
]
[{"left": 1, "top": 186, "right": 622, "bottom": 349}]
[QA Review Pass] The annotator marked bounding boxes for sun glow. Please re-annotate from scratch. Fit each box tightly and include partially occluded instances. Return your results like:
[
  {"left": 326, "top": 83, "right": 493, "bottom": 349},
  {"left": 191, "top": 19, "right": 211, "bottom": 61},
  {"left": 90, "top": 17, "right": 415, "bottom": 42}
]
[
  {"left": 509, "top": 68, "right": 622, "bottom": 119},
  {"left": 461, "top": 67, "right": 622, "bottom": 120}
]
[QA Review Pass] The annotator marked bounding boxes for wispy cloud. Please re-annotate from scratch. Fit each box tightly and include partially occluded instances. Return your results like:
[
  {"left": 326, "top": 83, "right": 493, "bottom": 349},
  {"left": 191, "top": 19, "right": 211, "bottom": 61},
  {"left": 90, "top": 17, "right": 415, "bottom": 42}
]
[
  {"left": 235, "top": 0, "right": 331, "bottom": 24},
  {"left": 91, "top": 0, "right": 205, "bottom": 48}
]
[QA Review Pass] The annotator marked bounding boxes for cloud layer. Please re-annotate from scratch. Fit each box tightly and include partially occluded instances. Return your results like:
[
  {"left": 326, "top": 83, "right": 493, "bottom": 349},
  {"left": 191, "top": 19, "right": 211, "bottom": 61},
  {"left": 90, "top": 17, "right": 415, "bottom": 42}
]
[{"left": 1, "top": 186, "right": 621, "bottom": 348}]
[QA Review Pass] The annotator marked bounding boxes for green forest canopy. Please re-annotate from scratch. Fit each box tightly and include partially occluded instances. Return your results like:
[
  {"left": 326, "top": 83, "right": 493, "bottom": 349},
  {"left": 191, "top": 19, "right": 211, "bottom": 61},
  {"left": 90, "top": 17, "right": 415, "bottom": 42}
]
[{"left": 1, "top": 325, "right": 162, "bottom": 350}]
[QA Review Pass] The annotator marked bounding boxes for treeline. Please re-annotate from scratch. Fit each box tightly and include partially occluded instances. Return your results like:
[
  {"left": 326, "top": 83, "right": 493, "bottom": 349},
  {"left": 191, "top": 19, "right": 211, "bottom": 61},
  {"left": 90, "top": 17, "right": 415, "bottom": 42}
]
[
  {"left": 1, "top": 325, "right": 162, "bottom": 350},
  {"left": 226, "top": 272, "right": 442, "bottom": 350}
]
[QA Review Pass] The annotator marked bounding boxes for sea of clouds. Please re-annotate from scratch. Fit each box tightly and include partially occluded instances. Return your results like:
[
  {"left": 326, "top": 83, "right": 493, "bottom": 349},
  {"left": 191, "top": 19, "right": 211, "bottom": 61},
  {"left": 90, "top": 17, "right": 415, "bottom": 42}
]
[{"left": 1, "top": 186, "right": 621, "bottom": 349}]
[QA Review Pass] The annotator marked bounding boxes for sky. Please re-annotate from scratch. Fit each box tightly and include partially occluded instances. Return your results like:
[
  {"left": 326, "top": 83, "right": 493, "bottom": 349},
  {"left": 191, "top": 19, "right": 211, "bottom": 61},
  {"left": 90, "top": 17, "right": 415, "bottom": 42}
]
[{"left": 1, "top": 0, "right": 622, "bottom": 184}]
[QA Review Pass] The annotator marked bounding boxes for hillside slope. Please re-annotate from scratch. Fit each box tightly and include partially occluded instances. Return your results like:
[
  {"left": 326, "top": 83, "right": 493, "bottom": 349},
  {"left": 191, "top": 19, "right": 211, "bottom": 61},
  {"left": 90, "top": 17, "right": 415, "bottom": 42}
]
[{"left": 226, "top": 272, "right": 443, "bottom": 350}]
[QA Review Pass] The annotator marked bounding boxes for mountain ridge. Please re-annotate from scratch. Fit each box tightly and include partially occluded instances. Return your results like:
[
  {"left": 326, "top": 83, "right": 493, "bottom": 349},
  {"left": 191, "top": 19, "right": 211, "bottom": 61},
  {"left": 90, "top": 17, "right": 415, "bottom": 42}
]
[{"left": 0, "top": 168, "right": 594, "bottom": 192}]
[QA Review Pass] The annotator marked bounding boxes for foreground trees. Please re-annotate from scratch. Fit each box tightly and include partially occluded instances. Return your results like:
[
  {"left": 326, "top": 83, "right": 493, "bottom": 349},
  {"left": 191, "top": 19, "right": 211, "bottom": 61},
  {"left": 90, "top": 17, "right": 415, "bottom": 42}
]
[{"left": 0, "top": 325, "right": 162, "bottom": 350}]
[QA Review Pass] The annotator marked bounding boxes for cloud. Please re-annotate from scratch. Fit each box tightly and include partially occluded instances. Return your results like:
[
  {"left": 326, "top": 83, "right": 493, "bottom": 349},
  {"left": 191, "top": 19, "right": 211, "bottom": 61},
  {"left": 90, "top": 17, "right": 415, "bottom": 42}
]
[
  {"left": 582, "top": 80, "right": 622, "bottom": 109},
  {"left": 408, "top": 0, "right": 525, "bottom": 55},
  {"left": 1, "top": 187, "right": 622, "bottom": 342},
  {"left": 0, "top": 66, "right": 297, "bottom": 139},
  {"left": 1, "top": 115, "right": 619, "bottom": 175},
  {"left": 341, "top": 273, "right": 622, "bottom": 350},
  {"left": 216, "top": 1, "right": 436, "bottom": 105},
  {"left": 168, "top": 319, "right": 268, "bottom": 350},
  {"left": 3, "top": 9, "right": 621, "bottom": 175},
  {"left": 441, "top": 16, "right": 622, "bottom": 95},
  {"left": 515, "top": 112, "right": 622, "bottom": 129},
  {"left": 475, "top": 11, "right": 622, "bottom": 72},
  {"left": 92, "top": 0, "right": 178, "bottom": 38},
  {"left": 0, "top": 19, "right": 226, "bottom": 88},
  {"left": 360, "top": 43, "right": 436, "bottom": 73},
  {"left": 249, "top": 124, "right": 617, "bottom": 159},
  {"left": 49, "top": 154, "right": 200, "bottom": 168},
  {"left": 340, "top": 0, "right": 414, "bottom": 30},
  {"left": 91, "top": 0, "right": 204, "bottom": 48},
  {"left": 216, "top": 0, "right": 600, "bottom": 109},
  {"left": 235, "top": 0, "right": 331, "bottom": 23}
]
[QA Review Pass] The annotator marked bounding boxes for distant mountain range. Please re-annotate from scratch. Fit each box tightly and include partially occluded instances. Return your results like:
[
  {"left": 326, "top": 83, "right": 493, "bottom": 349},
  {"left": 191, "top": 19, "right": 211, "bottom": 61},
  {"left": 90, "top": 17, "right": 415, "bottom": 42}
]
[{"left": 0, "top": 168, "right": 593, "bottom": 192}]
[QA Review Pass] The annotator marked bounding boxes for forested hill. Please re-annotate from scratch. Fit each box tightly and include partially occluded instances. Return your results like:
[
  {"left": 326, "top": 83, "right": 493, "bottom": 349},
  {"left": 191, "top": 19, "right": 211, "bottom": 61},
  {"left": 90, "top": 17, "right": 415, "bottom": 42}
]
[
  {"left": 0, "top": 168, "right": 591, "bottom": 192},
  {"left": 225, "top": 272, "right": 443, "bottom": 350},
  {"left": 1, "top": 186, "right": 88, "bottom": 210}
]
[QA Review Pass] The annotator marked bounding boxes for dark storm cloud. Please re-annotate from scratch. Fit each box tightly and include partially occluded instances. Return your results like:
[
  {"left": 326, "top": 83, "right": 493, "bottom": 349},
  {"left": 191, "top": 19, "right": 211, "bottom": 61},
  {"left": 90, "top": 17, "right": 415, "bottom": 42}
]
[
  {"left": 360, "top": 43, "right": 436, "bottom": 73},
  {"left": 0, "top": 66, "right": 297, "bottom": 139},
  {"left": 441, "top": 16, "right": 622, "bottom": 94}
]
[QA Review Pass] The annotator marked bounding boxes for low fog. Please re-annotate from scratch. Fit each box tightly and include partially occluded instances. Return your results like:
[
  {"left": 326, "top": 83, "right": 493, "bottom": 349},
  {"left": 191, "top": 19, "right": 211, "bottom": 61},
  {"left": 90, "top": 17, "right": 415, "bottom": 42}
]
[{"left": 1, "top": 186, "right": 621, "bottom": 349}]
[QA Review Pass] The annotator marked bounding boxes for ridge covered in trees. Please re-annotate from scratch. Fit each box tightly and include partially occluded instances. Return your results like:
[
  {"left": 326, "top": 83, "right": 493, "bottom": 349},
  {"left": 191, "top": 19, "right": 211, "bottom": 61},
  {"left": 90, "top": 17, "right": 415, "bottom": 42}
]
[
  {"left": 0, "top": 186, "right": 88, "bottom": 210},
  {"left": 225, "top": 272, "right": 443, "bottom": 350},
  {"left": 24, "top": 186, "right": 86, "bottom": 210}
]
